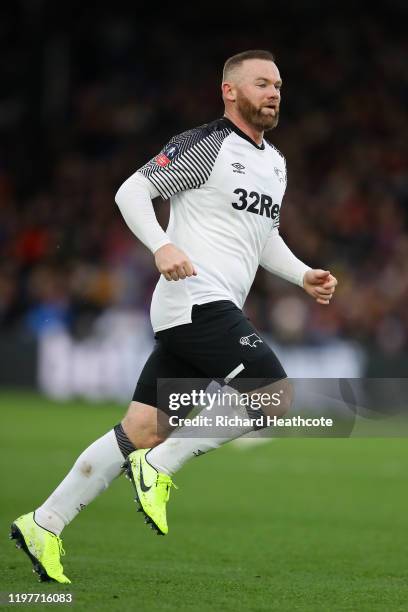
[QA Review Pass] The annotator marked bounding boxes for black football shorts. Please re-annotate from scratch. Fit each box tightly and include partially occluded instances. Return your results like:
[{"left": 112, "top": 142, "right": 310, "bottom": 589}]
[{"left": 133, "top": 300, "right": 286, "bottom": 414}]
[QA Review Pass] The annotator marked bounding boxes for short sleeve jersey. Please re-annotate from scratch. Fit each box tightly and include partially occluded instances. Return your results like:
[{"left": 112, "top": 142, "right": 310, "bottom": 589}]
[{"left": 138, "top": 117, "right": 287, "bottom": 332}]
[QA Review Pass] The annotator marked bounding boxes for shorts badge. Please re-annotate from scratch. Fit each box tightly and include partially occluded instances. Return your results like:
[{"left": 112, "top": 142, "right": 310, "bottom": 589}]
[{"left": 239, "top": 333, "right": 263, "bottom": 348}]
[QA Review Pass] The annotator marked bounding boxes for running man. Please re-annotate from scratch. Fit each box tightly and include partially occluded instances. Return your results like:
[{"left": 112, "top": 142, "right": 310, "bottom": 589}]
[{"left": 10, "top": 49, "right": 337, "bottom": 583}]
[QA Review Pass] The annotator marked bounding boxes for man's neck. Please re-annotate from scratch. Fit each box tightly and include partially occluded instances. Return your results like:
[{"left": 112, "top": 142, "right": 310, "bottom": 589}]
[{"left": 223, "top": 111, "right": 264, "bottom": 146}]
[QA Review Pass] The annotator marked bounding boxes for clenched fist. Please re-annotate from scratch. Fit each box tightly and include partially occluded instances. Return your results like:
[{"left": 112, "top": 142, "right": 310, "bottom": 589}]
[
  {"left": 303, "top": 269, "right": 338, "bottom": 305},
  {"left": 154, "top": 243, "right": 197, "bottom": 281}
]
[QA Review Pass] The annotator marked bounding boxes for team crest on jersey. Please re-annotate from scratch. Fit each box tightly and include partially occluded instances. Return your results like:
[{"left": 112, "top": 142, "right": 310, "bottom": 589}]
[
  {"left": 274, "top": 167, "right": 285, "bottom": 183},
  {"left": 155, "top": 144, "right": 180, "bottom": 167},
  {"left": 239, "top": 333, "right": 263, "bottom": 348}
]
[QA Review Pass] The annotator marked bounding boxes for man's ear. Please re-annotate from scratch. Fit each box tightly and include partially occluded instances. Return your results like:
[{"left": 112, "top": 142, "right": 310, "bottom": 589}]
[{"left": 222, "top": 82, "right": 236, "bottom": 102}]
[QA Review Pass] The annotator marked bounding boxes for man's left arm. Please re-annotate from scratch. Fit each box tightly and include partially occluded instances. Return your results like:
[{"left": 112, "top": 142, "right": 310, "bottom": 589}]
[{"left": 260, "top": 228, "right": 338, "bottom": 305}]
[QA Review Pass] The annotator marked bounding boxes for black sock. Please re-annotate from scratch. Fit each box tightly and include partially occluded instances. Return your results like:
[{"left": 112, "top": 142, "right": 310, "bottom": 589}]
[{"left": 113, "top": 423, "right": 136, "bottom": 458}]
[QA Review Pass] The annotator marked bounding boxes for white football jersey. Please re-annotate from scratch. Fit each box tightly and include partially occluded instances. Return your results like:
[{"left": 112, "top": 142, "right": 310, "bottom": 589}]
[{"left": 138, "top": 117, "right": 287, "bottom": 332}]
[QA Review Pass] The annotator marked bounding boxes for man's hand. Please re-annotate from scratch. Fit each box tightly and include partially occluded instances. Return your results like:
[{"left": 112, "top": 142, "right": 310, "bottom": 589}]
[
  {"left": 154, "top": 243, "right": 197, "bottom": 281},
  {"left": 303, "top": 269, "right": 338, "bottom": 305}
]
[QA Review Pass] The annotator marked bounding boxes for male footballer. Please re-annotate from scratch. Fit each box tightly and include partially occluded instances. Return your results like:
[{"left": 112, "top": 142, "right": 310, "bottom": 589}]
[{"left": 10, "top": 49, "right": 337, "bottom": 583}]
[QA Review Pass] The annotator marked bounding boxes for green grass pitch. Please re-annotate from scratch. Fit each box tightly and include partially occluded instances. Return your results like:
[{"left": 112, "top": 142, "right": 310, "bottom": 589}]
[{"left": 1, "top": 391, "right": 408, "bottom": 611}]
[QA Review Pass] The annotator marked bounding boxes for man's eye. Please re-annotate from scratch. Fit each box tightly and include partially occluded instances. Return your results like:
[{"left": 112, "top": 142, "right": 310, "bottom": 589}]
[{"left": 257, "top": 84, "right": 266, "bottom": 88}]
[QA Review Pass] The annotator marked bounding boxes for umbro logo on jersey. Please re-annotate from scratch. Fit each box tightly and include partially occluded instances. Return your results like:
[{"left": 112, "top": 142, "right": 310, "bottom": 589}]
[
  {"left": 274, "top": 167, "right": 285, "bottom": 183},
  {"left": 239, "top": 333, "right": 263, "bottom": 348},
  {"left": 232, "top": 162, "right": 245, "bottom": 174}
]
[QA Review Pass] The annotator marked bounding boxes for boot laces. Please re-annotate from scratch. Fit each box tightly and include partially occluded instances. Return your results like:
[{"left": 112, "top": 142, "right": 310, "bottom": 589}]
[
  {"left": 156, "top": 474, "right": 178, "bottom": 501},
  {"left": 56, "top": 536, "right": 66, "bottom": 557}
]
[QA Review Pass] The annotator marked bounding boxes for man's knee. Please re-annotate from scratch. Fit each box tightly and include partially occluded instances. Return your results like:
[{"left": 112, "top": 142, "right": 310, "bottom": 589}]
[
  {"left": 252, "top": 378, "right": 293, "bottom": 418},
  {"left": 122, "top": 401, "right": 170, "bottom": 449}
]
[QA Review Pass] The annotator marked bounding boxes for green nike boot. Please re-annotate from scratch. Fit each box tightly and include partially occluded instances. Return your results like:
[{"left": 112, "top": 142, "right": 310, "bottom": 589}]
[
  {"left": 10, "top": 512, "right": 71, "bottom": 584},
  {"left": 123, "top": 449, "right": 176, "bottom": 535}
]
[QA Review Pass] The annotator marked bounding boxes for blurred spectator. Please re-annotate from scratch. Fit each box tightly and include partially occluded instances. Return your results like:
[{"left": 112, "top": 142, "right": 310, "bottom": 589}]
[{"left": 1, "top": 3, "right": 407, "bottom": 368}]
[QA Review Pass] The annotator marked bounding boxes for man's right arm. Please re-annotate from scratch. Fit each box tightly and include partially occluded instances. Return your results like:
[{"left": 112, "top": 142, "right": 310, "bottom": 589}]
[
  {"left": 115, "top": 172, "right": 196, "bottom": 281},
  {"left": 115, "top": 171, "right": 170, "bottom": 253},
  {"left": 116, "top": 124, "right": 227, "bottom": 279}
]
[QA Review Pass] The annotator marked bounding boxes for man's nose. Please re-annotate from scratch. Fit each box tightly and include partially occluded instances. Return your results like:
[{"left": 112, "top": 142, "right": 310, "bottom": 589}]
[{"left": 265, "top": 88, "right": 279, "bottom": 101}]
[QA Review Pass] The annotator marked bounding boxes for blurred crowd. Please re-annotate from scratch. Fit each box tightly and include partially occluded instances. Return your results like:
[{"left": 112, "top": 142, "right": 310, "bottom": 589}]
[{"left": 1, "top": 3, "right": 407, "bottom": 361}]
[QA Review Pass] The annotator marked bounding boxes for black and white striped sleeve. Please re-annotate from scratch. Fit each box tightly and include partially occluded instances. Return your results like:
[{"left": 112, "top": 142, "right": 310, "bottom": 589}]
[{"left": 137, "top": 124, "right": 230, "bottom": 199}]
